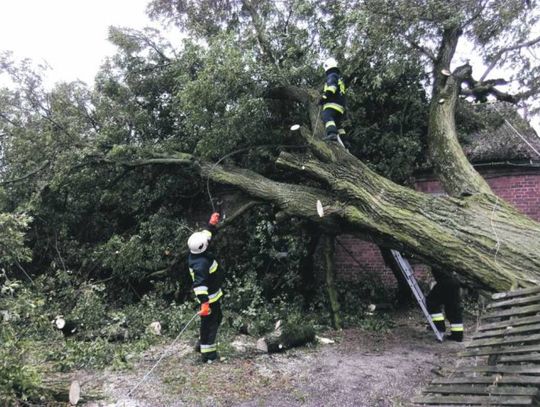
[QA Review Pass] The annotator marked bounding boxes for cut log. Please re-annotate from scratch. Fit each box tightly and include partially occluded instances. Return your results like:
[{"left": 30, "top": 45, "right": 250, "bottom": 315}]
[
  {"left": 256, "top": 323, "right": 316, "bottom": 353},
  {"left": 69, "top": 380, "right": 80, "bottom": 405},
  {"left": 38, "top": 379, "right": 102, "bottom": 404}
]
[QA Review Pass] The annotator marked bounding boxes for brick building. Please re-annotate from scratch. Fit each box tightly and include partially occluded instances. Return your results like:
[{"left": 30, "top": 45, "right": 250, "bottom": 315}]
[{"left": 334, "top": 104, "right": 540, "bottom": 290}]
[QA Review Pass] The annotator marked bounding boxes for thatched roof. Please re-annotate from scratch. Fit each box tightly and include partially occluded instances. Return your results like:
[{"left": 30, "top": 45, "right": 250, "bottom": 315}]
[{"left": 459, "top": 102, "right": 540, "bottom": 163}]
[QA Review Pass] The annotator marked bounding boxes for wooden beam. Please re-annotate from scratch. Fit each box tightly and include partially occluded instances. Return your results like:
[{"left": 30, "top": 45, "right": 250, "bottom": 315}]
[
  {"left": 412, "top": 394, "right": 535, "bottom": 405},
  {"left": 479, "top": 316, "right": 540, "bottom": 332},
  {"left": 456, "top": 365, "right": 540, "bottom": 375},
  {"left": 473, "top": 323, "right": 540, "bottom": 340},
  {"left": 466, "top": 333, "right": 540, "bottom": 349},
  {"left": 424, "top": 385, "right": 539, "bottom": 396},
  {"left": 460, "top": 344, "right": 540, "bottom": 357},
  {"left": 488, "top": 294, "right": 540, "bottom": 310},
  {"left": 492, "top": 287, "right": 540, "bottom": 301},
  {"left": 432, "top": 376, "right": 540, "bottom": 386},
  {"left": 482, "top": 304, "right": 540, "bottom": 321}
]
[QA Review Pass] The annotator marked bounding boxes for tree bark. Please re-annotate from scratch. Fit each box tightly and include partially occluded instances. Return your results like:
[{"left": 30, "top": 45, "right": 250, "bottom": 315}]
[
  {"left": 297, "top": 224, "right": 321, "bottom": 305},
  {"left": 256, "top": 322, "right": 316, "bottom": 353},
  {"left": 321, "top": 234, "right": 342, "bottom": 330},
  {"left": 201, "top": 139, "right": 540, "bottom": 292},
  {"left": 428, "top": 26, "right": 492, "bottom": 197}
]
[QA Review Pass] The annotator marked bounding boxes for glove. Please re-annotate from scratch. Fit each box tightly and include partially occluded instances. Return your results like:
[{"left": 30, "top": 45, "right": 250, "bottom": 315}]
[
  {"left": 199, "top": 302, "right": 211, "bottom": 316},
  {"left": 209, "top": 212, "right": 220, "bottom": 226}
]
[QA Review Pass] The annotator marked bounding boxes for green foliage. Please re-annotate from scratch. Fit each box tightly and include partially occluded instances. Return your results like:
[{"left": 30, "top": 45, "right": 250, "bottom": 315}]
[
  {"left": 0, "top": 212, "right": 32, "bottom": 270},
  {"left": 358, "top": 313, "right": 396, "bottom": 333},
  {"left": 0, "top": 276, "right": 49, "bottom": 403},
  {"left": 1, "top": 3, "right": 538, "bottom": 401},
  {"left": 0, "top": 325, "right": 44, "bottom": 404}
]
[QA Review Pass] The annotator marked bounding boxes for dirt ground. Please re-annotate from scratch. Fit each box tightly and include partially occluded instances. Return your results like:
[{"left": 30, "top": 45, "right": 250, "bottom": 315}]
[{"left": 75, "top": 310, "right": 470, "bottom": 407}]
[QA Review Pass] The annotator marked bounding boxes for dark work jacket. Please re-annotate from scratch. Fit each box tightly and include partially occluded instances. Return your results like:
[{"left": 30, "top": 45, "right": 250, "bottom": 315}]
[
  {"left": 188, "top": 226, "right": 224, "bottom": 304},
  {"left": 321, "top": 68, "right": 346, "bottom": 112}
]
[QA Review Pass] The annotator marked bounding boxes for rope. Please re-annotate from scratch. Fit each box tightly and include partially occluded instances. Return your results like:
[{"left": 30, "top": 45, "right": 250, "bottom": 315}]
[{"left": 126, "top": 312, "right": 199, "bottom": 398}]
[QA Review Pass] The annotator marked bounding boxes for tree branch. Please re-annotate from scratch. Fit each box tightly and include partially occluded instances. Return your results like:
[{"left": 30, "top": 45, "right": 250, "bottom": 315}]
[
  {"left": 405, "top": 37, "right": 436, "bottom": 61},
  {"left": 106, "top": 152, "right": 196, "bottom": 167},
  {"left": 462, "top": 0, "right": 489, "bottom": 29},
  {"left": 0, "top": 160, "right": 50, "bottom": 185},
  {"left": 241, "top": 0, "right": 277, "bottom": 66},
  {"left": 480, "top": 35, "right": 540, "bottom": 82}
]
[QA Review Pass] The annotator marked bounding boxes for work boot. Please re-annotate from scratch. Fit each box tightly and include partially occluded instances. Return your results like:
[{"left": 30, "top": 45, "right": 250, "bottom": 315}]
[
  {"left": 323, "top": 133, "right": 338, "bottom": 142},
  {"left": 447, "top": 331, "right": 463, "bottom": 342},
  {"left": 201, "top": 351, "right": 218, "bottom": 363}
]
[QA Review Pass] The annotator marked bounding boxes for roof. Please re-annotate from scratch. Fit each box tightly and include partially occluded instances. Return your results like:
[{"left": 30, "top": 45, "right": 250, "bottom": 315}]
[{"left": 459, "top": 102, "right": 540, "bottom": 163}]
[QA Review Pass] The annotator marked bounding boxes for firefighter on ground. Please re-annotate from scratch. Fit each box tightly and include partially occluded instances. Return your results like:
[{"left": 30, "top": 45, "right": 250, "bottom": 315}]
[
  {"left": 187, "top": 212, "right": 224, "bottom": 362},
  {"left": 426, "top": 268, "right": 464, "bottom": 342},
  {"left": 319, "top": 57, "right": 347, "bottom": 142}
]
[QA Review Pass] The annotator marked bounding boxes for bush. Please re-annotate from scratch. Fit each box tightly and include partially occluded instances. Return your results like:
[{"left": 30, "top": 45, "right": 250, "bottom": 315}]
[
  {"left": 0, "top": 277, "right": 51, "bottom": 403},
  {"left": 0, "top": 329, "right": 44, "bottom": 403},
  {"left": 0, "top": 212, "right": 32, "bottom": 271}
]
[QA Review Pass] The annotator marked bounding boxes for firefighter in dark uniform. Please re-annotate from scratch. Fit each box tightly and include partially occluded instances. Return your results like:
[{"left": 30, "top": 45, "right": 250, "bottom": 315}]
[
  {"left": 319, "top": 57, "right": 347, "bottom": 142},
  {"left": 187, "top": 212, "right": 224, "bottom": 362},
  {"left": 426, "top": 268, "right": 464, "bottom": 342}
]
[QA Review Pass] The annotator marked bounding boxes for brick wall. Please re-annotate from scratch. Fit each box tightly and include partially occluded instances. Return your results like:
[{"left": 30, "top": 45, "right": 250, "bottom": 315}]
[{"left": 335, "top": 166, "right": 540, "bottom": 287}]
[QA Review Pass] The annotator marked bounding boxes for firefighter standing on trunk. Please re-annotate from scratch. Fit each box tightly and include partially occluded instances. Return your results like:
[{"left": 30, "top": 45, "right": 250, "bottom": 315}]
[
  {"left": 319, "top": 57, "right": 347, "bottom": 142},
  {"left": 187, "top": 212, "right": 224, "bottom": 362},
  {"left": 426, "top": 268, "right": 464, "bottom": 342}
]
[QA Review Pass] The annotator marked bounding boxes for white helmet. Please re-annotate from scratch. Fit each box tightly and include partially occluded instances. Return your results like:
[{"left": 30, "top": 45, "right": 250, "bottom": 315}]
[
  {"left": 188, "top": 231, "right": 210, "bottom": 254},
  {"left": 323, "top": 57, "right": 338, "bottom": 71}
]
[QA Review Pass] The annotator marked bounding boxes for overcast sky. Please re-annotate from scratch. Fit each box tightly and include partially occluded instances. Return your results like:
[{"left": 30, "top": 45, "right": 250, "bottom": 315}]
[
  {"left": 0, "top": 0, "right": 175, "bottom": 85},
  {"left": 0, "top": 0, "right": 539, "bottom": 134}
]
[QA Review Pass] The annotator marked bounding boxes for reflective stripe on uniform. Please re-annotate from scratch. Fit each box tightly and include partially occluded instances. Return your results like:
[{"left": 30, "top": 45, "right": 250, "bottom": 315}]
[
  {"left": 324, "top": 84, "right": 337, "bottom": 94},
  {"left": 323, "top": 103, "right": 345, "bottom": 113},
  {"left": 194, "top": 285, "right": 209, "bottom": 296},
  {"left": 431, "top": 313, "right": 444, "bottom": 322},
  {"left": 208, "top": 289, "right": 223, "bottom": 303},
  {"left": 338, "top": 78, "right": 346, "bottom": 94},
  {"left": 209, "top": 260, "right": 218, "bottom": 273},
  {"left": 200, "top": 344, "right": 217, "bottom": 353},
  {"left": 338, "top": 128, "right": 346, "bottom": 135},
  {"left": 202, "top": 230, "right": 212, "bottom": 238},
  {"left": 450, "top": 324, "right": 464, "bottom": 332},
  {"left": 189, "top": 268, "right": 195, "bottom": 280},
  {"left": 325, "top": 120, "right": 336, "bottom": 128}
]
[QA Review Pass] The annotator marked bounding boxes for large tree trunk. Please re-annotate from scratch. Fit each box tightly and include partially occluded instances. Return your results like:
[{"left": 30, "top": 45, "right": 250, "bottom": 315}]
[
  {"left": 202, "top": 133, "right": 540, "bottom": 292},
  {"left": 428, "top": 26, "right": 492, "bottom": 197}
]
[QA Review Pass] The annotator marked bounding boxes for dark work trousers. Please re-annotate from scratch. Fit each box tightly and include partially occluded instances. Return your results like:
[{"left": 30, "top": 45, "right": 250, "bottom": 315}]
[
  {"left": 426, "top": 280, "right": 463, "bottom": 326},
  {"left": 200, "top": 300, "right": 223, "bottom": 360},
  {"left": 322, "top": 108, "right": 345, "bottom": 138}
]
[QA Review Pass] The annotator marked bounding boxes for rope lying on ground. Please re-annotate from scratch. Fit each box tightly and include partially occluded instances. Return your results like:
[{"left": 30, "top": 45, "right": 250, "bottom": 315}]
[{"left": 126, "top": 311, "right": 199, "bottom": 398}]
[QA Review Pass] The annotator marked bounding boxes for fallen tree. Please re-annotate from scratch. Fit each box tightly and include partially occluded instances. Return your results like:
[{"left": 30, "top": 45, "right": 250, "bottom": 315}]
[
  {"left": 207, "top": 135, "right": 540, "bottom": 292},
  {"left": 118, "top": 113, "right": 540, "bottom": 293},
  {"left": 2, "top": 0, "right": 540, "bottom": 297}
]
